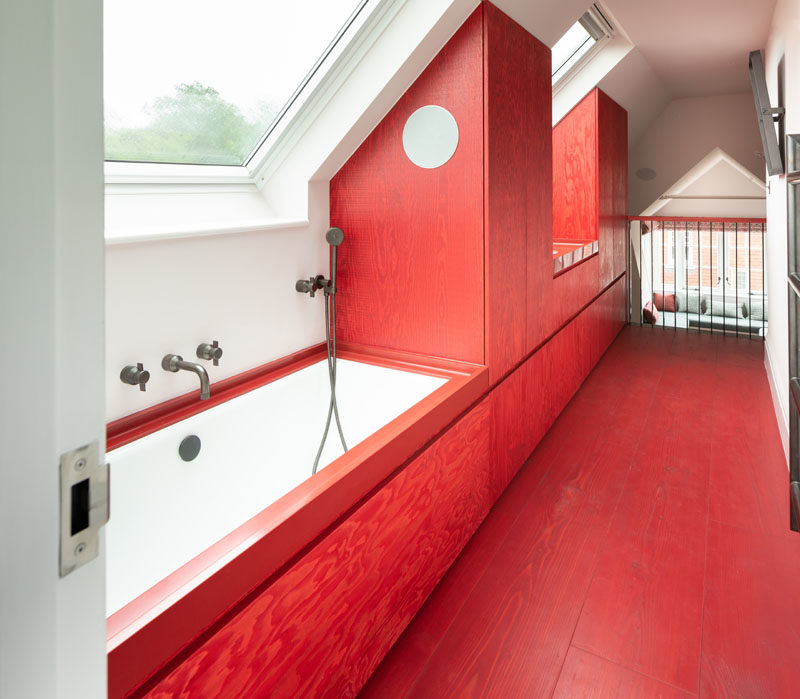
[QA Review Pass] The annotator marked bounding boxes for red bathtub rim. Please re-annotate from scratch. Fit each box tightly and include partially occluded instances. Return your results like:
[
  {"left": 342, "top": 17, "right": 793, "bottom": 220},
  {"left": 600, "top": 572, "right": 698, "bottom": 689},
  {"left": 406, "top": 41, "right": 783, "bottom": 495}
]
[{"left": 105, "top": 343, "right": 487, "bottom": 698}]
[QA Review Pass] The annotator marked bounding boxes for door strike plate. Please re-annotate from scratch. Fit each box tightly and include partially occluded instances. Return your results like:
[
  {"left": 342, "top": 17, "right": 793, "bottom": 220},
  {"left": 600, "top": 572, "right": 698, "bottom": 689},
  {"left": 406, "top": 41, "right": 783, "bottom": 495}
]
[{"left": 59, "top": 440, "right": 109, "bottom": 577}]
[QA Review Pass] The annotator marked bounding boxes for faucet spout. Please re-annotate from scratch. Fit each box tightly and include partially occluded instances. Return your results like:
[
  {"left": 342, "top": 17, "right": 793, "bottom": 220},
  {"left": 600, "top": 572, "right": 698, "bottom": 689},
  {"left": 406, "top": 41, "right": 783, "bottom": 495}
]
[{"left": 162, "top": 354, "right": 211, "bottom": 400}]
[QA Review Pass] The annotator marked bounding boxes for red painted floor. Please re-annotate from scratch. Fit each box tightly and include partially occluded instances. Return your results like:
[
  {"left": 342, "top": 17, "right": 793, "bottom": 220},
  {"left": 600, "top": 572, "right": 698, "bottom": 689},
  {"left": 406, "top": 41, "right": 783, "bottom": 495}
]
[{"left": 361, "top": 326, "right": 799, "bottom": 698}]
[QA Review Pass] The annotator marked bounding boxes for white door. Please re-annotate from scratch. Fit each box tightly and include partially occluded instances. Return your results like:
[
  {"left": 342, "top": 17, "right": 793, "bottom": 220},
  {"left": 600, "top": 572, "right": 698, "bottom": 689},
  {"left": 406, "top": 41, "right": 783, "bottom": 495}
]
[{"left": 1, "top": 1, "right": 107, "bottom": 697}]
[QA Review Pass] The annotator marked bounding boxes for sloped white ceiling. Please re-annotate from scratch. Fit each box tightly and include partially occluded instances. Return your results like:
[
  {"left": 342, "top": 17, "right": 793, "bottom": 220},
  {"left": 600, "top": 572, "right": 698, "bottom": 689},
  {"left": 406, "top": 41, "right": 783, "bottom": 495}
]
[
  {"left": 597, "top": 48, "right": 670, "bottom": 146},
  {"left": 604, "top": 0, "right": 777, "bottom": 97},
  {"left": 643, "top": 147, "right": 767, "bottom": 218},
  {"left": 492, "top": 0, "right": 591, "bottom": 46}
]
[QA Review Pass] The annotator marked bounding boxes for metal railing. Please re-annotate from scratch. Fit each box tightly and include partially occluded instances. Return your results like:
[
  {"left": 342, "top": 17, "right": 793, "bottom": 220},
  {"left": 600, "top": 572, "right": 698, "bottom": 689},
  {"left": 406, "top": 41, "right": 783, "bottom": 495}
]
[{"left": 628, "top": 216, "right": 768, "bottom": 338}]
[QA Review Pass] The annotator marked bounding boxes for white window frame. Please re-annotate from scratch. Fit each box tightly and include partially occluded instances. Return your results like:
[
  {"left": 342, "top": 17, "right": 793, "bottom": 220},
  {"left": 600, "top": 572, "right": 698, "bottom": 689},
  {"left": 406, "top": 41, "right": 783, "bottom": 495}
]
[
  {"left": 104, "top": 0, "right": 383, "bottom": 186},
  {"left": 552, "top": 4, "right": 615, "bottom": 93}
]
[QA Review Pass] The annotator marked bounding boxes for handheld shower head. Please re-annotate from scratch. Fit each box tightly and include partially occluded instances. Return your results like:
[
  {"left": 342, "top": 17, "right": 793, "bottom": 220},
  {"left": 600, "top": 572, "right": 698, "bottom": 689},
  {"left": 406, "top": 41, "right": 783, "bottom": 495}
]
[{"left": 326, "top": 227, "right": 345, "bottom": 246}]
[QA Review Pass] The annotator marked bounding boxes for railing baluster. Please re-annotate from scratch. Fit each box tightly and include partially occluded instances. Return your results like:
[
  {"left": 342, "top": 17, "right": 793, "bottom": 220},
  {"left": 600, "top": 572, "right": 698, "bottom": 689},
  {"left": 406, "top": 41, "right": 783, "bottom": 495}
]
[
  {"left": 722, "top": 223, "right": 726, "bottom": 337},
  {"left": 760, "top": 223, "right": 767, "bottom": 341},
  {"left": 735, "top": 221, "right": 739, "bottom": 338},
  {"left": 673, "top": 221, "right": 677, "bottom": 331},
  {"left": 685, "top": 221, "right": 689, "bottom": 332}
]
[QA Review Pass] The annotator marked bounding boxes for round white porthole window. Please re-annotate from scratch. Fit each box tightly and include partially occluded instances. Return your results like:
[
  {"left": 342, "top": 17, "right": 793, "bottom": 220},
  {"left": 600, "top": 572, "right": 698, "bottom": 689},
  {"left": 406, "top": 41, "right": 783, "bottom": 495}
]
[{"left": 402, "top": 105, "right": 459, "bottom": 169}]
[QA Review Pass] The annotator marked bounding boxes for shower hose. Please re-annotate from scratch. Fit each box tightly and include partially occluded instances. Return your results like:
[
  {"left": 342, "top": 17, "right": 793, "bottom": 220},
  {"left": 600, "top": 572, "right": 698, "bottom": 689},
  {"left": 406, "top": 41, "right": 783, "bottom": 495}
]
[{"left": 312, "top": 274, "right": 347, "bottom": 474}]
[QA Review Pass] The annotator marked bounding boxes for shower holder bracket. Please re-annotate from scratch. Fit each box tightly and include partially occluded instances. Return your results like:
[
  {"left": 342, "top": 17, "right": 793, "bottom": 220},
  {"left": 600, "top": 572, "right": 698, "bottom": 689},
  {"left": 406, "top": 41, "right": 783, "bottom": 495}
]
[{"left": 59, "top": 440, "right": 110, "bottom": 577}]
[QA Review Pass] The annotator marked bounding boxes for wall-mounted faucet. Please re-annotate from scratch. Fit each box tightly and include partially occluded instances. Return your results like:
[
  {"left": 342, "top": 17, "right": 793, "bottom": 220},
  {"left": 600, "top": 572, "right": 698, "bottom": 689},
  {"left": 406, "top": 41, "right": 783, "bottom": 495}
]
[
  {"left": 161, "top": 354, "right": 211, "bottom": 400},
  {"left": 120, "top": 363, "right": 150, "bottom": 392},
  {"left": 296, "top": 274, "right": 333, "bottom": 298},
  {"left": 196, "top": 340, "right": 223, "bottom": 366}
]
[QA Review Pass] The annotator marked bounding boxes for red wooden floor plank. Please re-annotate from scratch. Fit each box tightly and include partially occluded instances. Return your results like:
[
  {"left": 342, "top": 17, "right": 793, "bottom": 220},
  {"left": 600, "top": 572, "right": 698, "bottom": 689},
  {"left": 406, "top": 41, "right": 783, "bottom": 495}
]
[
  {"left": 572, "top": 390, "right": 711, "bottom": 692},
  {"left": 700, "top": 521, "right": 800, "bottom": 698},
  {"left": 553, "top": 646, "right": 694, "bottom": 698},
  {"left": 571, "top": 460, "right": 709, "bottom": 691},
  {"left": 709, "top": 343, "right": 787, "bottom": 536}
]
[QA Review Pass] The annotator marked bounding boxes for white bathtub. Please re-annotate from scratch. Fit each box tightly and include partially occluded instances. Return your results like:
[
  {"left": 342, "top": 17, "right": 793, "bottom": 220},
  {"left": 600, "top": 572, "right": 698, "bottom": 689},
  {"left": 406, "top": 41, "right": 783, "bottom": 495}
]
[{"left": 105, "top": 358, "right": 447, "bottom": 616}]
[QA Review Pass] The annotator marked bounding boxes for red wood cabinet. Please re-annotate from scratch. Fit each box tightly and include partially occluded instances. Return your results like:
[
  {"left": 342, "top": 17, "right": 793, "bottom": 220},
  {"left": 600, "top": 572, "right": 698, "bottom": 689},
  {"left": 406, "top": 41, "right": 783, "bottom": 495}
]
[
  {"left": 330, "top": 7, "right": 485, "bottom": 365},
  {"left": 331, "top": 3, "right": 553, "bottom": 386},
  {"left": 551, "top": 88, "right": 629, "bottom": 303}
]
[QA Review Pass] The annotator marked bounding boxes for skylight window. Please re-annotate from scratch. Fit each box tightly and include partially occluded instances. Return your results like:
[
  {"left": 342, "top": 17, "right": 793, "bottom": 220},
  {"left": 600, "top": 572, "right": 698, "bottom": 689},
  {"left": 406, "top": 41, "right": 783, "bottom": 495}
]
[
  {"left": 104, "top": 0, "right": 368, "bottom": 167},
  {"left": 551, "top": 4, "right": 613, "bottom": 84}
]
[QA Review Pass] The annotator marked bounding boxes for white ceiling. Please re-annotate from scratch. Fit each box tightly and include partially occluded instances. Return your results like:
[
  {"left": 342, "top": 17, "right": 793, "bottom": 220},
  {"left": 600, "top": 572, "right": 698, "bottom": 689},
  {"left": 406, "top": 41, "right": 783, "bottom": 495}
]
[
  {"left": 499, "top": 0, "right": 778, "bottom": 98},
  {"left": 603, "top": 0, "right": 776, "bottom": 97},
  {"left": 495, "top": 0, "right": 777, "bottom": 148}
]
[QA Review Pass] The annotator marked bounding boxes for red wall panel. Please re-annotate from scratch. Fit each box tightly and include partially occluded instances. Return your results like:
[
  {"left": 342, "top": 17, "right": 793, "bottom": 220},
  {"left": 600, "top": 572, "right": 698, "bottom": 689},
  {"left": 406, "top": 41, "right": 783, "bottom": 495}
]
[
  {"left": 598, "top": 90, "right": 629, "bottom": 287},
  {"left": 143, "top": 397, "right": 493, "bottom": 698},
  {"left": 548, "top": 89, "right": 628, "bottom": 337},
  {"left": 330, "top": 7, "right": 484, "bottom": 364},
  {"left": 483, "top": 4, "right": 550, "bottom": 384},
  {"left": 553, "top": 91, "right": 598, "bottom": 244},
  {"left": 490, "top": 366, "right": 527, "bottom": 497},
  {"left": 524, "top": 36, "right": 555, "bottom": 353}
]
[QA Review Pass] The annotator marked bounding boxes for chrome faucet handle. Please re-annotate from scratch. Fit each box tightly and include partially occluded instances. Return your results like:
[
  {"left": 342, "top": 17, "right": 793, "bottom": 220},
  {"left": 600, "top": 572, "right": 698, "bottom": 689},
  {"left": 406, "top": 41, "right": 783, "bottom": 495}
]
[
  {"left": 196, "top": 340, "right": 223, "bottom": 366},
  {"left": 296, "top": 277, "right": 318, "bottom": 298},
  {"left": 120, "top": 363, "right": 151, "bottom": 392}
]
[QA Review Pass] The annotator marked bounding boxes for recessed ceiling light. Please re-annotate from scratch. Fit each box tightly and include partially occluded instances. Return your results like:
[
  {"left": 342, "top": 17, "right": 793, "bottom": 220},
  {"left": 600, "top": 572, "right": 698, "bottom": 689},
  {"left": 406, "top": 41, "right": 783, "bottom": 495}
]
[{"left": 636, "top": 167, "right": 656, "bottom": 181}]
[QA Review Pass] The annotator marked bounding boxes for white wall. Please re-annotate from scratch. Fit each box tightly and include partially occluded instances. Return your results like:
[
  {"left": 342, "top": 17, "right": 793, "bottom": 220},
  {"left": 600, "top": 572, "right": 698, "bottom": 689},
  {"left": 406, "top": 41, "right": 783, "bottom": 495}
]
[
  {"left": 764, "top": 0, "right": 800, "bottom": 462},
  {"left": 629, "top": 93, "right": 765, "bottom": 214},
  {"left": 106, "top": 196, "right": 329, "bottom": 420}
]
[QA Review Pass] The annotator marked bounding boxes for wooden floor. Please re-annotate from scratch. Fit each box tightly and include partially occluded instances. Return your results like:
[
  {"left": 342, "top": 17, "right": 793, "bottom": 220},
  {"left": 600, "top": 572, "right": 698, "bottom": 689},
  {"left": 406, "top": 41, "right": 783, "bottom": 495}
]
[{"left": 361, "top": 326, "right": 799, "bottom": 698}]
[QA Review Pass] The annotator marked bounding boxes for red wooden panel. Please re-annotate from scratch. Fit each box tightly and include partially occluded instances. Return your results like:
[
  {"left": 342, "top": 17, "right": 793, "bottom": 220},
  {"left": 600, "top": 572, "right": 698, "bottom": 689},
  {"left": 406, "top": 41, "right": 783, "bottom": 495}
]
[
  {"left": 549, "top": 90, "right": 627, "bottom": 337},
  {"left": 524, "top": 35, "right": 553, "bottom": 353},
  {"left": 141, "top": 398, "right": 493, "bottom": 699},
  {"left": 484, "top": 3, "right": 548, "bottom": 384},
  {"left": 551, "top": 254, "right": 600, "bottom": 332},
  {"left": 598, "top": 90, "right": 629, "bottom": 286},
  {"left": 330, "top": 7, "right": 484, "bottom": 364},
  {"left": 700, "top": 521, "right": 800, "bottom": 697},
  {"left": 553, "top": 647, "right": 694, "bottom": 698},
  {"left": 489, "top": 365, "right": 527, "bottom": 497},
  {"left": 553, "top": 90, "right": 598, "bottom": 244}
]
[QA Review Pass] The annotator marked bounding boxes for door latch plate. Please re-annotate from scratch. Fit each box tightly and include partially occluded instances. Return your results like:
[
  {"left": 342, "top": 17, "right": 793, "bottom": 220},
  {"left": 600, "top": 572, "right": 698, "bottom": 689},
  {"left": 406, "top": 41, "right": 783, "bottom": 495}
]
[{"left": 59, "top": 441, "right": 109, "bottom": 577}]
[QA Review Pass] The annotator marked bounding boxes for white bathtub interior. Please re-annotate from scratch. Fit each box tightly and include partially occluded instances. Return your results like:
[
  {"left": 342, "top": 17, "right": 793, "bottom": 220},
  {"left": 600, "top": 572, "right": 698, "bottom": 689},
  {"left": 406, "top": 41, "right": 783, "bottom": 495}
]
[{"left": 105, "top": 358, "right": 448, "bottom": 616}]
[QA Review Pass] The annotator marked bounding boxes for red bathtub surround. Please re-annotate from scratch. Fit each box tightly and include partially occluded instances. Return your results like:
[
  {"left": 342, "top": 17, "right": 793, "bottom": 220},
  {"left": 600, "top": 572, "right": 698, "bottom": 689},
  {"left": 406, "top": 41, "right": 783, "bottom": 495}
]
[{"left": 107, "top": 346, "right": 486, "bottom": 698}]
